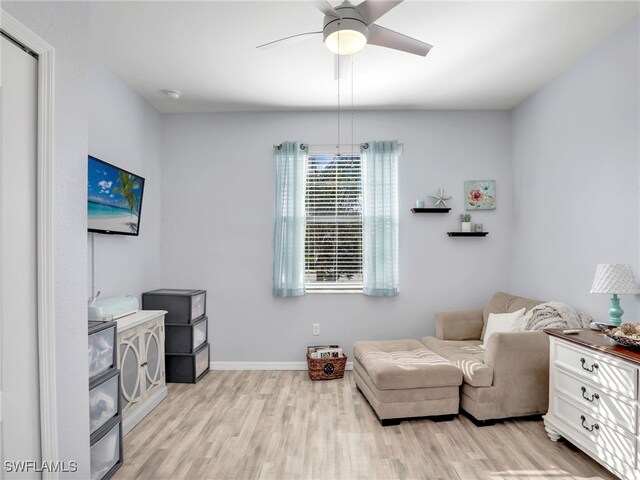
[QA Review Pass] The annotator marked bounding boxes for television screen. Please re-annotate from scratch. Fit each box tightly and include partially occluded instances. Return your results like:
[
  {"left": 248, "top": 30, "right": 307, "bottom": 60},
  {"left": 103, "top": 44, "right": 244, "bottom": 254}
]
[{"left": 88, "top": 156, "right": 145, "bottom": 235}]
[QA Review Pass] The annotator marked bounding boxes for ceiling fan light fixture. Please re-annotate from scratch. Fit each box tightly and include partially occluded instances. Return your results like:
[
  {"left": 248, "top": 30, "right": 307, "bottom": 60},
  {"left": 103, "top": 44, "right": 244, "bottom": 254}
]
[
  {"left": 325, "top": 29, "right": 367, "bottom": 55},
  {"left": 323, "top": 16, "right": 369, "bottom": 55}
]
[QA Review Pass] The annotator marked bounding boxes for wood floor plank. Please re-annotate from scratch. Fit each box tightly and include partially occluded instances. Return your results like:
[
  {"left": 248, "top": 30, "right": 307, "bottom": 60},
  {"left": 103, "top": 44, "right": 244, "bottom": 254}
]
[{"left": 114, "top": 371, "right": 617, "bottom": 480}]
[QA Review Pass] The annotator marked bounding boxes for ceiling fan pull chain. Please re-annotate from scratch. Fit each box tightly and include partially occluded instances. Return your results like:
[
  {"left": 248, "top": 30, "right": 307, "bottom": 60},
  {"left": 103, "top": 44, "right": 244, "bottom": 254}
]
[
  {"left": 351, "top": 55, "right": 354, "bottom": 156},
  {"left": 337, "top": 30, "right": 341, "bottom": 156}
]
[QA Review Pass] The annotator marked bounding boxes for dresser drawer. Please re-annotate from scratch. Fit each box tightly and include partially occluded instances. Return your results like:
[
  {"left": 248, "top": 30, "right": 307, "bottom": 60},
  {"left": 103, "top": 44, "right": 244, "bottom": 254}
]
[
  {"left": 554, "top": 341, "right": 637, "bottom": 398},
  {"left": 554, "top": 367, "right": 636, "bottom": 434},
  {"left": 552, "top": 394, "right": 636, "bottom": 468}
]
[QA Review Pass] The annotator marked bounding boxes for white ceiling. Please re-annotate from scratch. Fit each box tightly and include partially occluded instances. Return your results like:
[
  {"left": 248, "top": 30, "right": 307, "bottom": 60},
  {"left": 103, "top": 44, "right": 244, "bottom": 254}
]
[{"left": 88, "top": 1, "right": 639, "bottom": 113}]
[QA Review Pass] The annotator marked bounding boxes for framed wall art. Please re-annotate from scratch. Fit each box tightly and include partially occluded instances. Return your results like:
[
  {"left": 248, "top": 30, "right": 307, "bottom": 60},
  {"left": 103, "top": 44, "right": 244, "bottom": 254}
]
[{"left": 465, "top": 180, "right": 495, "bottom": 210}]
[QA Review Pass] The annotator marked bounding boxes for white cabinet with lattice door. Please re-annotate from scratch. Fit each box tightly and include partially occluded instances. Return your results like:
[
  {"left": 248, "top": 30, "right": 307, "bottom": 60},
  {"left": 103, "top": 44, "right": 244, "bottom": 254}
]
[{"left": 116, "top": 310, "right": 168, "bottom": 436}]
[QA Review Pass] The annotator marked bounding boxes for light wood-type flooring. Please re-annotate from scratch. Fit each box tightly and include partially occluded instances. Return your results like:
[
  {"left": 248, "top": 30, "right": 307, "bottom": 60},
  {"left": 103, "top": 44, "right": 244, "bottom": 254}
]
[{"left": 114, "top": 371, "right": 617, "bottom": 480}]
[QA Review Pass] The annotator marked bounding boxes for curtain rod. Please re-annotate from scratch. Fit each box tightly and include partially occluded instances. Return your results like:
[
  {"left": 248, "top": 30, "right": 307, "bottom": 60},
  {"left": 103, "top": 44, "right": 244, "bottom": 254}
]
[{"left": 273, "top": 142, "right": 403, "bottom": 150}]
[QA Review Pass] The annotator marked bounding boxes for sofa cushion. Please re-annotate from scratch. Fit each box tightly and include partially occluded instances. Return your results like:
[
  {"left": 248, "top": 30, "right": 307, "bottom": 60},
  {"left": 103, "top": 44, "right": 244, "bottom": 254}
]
[
  {"left": 482, "top": 308, "right": 526, "bottom": 343},
  {"left": 481, "top": 292, "right": 543, "bottom": 340},
  {"left": 419, "top": 336, "right": 493, "bottom": 387},
  {"left": 353, "top": 339, "right": 462, "bottom": 390}
]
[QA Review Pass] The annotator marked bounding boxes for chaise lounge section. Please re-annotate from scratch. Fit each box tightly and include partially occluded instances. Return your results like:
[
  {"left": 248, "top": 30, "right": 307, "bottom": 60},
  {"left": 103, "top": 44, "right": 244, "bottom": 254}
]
[
  {"left": 353, "top": 339, "right": 463, "bottom": 424},
  {"left": 354, "top": 292, "right": 550, "bottom": 425}
]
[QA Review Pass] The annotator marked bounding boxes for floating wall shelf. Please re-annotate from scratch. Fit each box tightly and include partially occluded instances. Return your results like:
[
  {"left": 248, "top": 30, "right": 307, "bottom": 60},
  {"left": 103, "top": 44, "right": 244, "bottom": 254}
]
[
  {"left": 411, "top": 208, "right": 451, "bottom": 213},
  {"left": 447, "top": 232, "right": 489, "bottom": 237}
]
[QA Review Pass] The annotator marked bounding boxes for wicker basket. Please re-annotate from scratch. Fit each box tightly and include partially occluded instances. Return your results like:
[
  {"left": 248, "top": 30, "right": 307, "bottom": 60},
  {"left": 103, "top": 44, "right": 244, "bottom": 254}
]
[{"left": 307, "top": 354, "right": 347, "bottom": 381}]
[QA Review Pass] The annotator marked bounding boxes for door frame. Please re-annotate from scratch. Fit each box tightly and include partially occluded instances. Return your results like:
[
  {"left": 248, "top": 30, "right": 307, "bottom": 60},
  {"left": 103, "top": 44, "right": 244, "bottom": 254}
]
[{"left": 1, "top": 10, "right": 58, "bottom": 478}]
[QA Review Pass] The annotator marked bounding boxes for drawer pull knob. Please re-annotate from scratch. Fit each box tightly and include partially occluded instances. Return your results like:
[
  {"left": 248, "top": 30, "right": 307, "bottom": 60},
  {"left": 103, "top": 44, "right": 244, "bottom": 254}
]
[
  {"left": 580, "top": 415, "right": 599, "bottom": 432},
  {"left": 580, "top": 357, "right": 599, "bottom": 372},
  {"left": 580, "top": 386, "right": 600, "bottom": 402}
]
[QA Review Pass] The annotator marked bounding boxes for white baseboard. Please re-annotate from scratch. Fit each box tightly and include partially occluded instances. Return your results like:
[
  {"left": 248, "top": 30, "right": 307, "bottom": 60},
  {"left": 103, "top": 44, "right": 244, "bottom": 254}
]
[{"left": 210, "top": 361, "right": 353, "bottom": 371}]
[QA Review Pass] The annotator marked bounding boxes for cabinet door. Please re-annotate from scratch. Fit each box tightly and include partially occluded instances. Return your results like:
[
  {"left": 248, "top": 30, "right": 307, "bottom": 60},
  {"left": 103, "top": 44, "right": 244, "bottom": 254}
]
[
  {"left": 142, "top": 318, "right": 165, "bottom": 397},
  {"left": 118, "top": 328, "right": 144, "bottom": 415}
]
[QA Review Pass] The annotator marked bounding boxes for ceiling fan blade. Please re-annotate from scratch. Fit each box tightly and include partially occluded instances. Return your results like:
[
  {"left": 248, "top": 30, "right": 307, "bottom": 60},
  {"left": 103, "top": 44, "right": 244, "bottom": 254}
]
[
  {"left": 356, "top": 0, "right": 403, "bottom": 25},
  {"left": 311, "top": 0, "right": 340, "bottom": 18},
  {"left": 256, "top": 31, "right": 322, "bottom": 49},
  {"left": 334, "top": 54, "right": 352, "bottom": 81},
  {"left": 367, "top": 24, "right": 432, "bottom": 56}
]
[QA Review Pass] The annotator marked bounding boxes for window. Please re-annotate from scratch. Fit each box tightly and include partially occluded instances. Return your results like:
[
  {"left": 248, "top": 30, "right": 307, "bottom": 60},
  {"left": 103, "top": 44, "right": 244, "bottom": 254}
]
[{"left": 304, "top": 153, "right": 363, "bottom": 292}]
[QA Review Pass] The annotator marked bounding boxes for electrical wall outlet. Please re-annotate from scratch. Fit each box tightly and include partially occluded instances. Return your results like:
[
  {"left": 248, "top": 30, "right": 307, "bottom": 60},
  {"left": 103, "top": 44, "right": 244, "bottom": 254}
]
[{"left": 312, "top": 323, "right": 320, "bottom": 335}]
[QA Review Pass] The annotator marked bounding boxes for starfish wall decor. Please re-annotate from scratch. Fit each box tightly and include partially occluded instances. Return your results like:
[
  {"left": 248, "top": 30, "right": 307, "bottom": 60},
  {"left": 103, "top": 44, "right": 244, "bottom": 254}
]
[{"left": 429, "top": 189, "right": 452, "bottom": 208}]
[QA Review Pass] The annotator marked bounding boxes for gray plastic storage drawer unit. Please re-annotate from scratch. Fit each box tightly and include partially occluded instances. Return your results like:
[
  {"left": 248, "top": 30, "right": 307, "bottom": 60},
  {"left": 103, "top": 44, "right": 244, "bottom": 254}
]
[
  {"left": 142, "top": 289, "right": 205, "bottom": 324},
  {"left": 165, "top": 315, "right": 208, "bottom": 353},
  {"left": 90, "top": 416, "right": 123, "bottom": 480},
  {"left": 89, "top": 368, "right": 121, "bottom": 435},
  {"left": 88, "top": 321, "right": 117, "bottom": 379},
  {"left": 88, "top": 320, "right": 122, "bottom": 480},
  {"left": 165, "top": 343, "right": 210, "bottom": 383}
]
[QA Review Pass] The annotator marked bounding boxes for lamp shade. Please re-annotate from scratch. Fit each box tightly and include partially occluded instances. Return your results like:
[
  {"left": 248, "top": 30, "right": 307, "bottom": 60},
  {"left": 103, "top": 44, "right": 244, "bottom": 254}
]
[{"left": 590, "top": 264, "right": 640, "bottom": 294}]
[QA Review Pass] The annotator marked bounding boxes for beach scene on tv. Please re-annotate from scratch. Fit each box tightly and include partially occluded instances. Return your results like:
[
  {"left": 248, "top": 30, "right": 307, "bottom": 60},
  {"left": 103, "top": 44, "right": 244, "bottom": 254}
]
[{"left": 88, "top": 157, "right": 144, "bottom": 234}]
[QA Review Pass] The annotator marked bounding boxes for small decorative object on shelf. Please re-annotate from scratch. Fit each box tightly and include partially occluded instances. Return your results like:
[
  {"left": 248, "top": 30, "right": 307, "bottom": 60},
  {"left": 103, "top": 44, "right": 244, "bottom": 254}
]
[
  {"left": 447, "top": 232, "right": 489, "bottom": 237},
  {"left": 411, "top": 207, "right": 451, "bottom": 213},
  {"left": 474, "top": 223, "right": 484, "bottom": 232},
  {"left": 429, "top": 188, "right": 452, "bottom": 208},
  {"left": 415, "top": 198, "right": 425, "bottom": 208},
  {"left": 460, "top": 213, "right": 471, "bottom": 232},
  {"left": 307, "top": 345, "right": 347, "bottom": 380}
]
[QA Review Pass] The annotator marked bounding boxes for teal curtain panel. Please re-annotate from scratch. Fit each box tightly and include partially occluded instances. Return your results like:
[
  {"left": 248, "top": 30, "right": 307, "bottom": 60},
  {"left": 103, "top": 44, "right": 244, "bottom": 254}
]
[
  {"left": 361, "top": 141, "right": 400, "bottom": 296},
  {"left": 273, "top": 142, "right": 308, "bottom": 297}
]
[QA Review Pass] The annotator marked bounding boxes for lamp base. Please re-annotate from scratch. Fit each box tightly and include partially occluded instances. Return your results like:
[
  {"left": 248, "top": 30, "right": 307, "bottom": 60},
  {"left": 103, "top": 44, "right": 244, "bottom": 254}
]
[{"left": 608, "top": 294, "right": 624, "bottom": 327}]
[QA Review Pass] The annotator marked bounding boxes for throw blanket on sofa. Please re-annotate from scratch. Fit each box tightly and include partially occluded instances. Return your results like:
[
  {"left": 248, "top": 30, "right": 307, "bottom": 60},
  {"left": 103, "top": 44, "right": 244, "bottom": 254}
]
[{"left": 512, "top": 301, "right": 592, "bottom": 331}]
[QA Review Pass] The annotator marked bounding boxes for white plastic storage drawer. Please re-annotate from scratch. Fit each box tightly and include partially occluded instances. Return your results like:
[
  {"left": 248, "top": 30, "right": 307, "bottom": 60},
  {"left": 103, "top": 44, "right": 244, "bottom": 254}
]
[
  {"left": 90, "top": 419, "right": 121, "bottom": 480},
  {"left": 193, "top": 319, "right": 207, "bottom": 350},
  {"left": 89, "top": 372, "right": 120, "bottom": 435},
  {"left": 166, "top": 342, "right": 210, "bottom": 383},
  {"left": 88, "top": 322, "right": 116, "bottom": 379},
  {"left": 195, "top": 343, "right": 209, "bottom": 378},
  {"left": 191, "top": 293, "right": 205, "bottom": 320},
  {"left": 142, "top": 289, "right": 206, "bottom": 324},
  {"left": 164, "top": 316, "right": 207, "bottom": 354}
]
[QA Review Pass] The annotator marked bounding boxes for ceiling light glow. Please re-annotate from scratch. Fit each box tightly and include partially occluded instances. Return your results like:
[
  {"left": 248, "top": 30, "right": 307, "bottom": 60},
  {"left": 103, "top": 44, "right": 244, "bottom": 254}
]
[
  {"left": 325, "top": 29, "right": 367, "bottom": 55},
  {"left": 323, "top": 16, "right": 369, "bottom": 56}
]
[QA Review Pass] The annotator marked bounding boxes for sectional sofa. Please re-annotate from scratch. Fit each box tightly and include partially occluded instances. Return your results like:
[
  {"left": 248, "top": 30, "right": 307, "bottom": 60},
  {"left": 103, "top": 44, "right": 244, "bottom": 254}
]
[{"left": 354, "top": 292, "right": 549, "bottom": 424}]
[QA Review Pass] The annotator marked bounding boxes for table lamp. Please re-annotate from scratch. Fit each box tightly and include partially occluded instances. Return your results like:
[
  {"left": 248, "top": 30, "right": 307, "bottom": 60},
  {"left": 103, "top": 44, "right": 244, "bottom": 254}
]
[{"left": 590, "top": 264, "right": 640, "bottom": 327}]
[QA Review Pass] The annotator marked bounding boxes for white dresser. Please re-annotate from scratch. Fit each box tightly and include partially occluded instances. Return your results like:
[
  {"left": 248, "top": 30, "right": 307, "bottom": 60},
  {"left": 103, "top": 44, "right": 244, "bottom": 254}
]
[
  {"left": 545, "top": 329, "right": 640, "bottom": 479},
  {"left": 116, "top": 310, "right": 168, "bottom": 436}
]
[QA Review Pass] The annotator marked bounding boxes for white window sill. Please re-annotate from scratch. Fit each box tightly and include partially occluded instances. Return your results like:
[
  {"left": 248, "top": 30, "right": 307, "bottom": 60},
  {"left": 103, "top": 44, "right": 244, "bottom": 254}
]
[{"left": 306, "top": 284, "right": 363, "bottom": 294}]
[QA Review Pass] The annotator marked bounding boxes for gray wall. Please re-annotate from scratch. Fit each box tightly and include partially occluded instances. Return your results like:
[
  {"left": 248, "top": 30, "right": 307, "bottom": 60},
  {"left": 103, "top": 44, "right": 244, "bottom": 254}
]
[
  {"left": 2, "top": 2, "right": 91, "bottom": 477},
  {"left": 511, "top": 16, "right": 640, "bottom": 322},
  {"left": 161, "top": 111, "right": 512, "bottom": 362},
  {"left": 87, "top": 59, "right": 163, "bottom": 302}
]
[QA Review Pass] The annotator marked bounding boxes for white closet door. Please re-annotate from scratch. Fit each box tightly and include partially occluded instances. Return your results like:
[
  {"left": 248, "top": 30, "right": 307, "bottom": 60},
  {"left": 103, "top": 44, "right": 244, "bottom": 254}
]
[{"left": 0, "top": 34, "right": 41, "bottom": 475}]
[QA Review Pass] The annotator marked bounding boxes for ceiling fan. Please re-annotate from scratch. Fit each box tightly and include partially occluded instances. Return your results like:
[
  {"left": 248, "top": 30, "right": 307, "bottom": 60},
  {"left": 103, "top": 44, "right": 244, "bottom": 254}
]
[{"left": 257, "top": 0, "right": 432, "bottom": 57}]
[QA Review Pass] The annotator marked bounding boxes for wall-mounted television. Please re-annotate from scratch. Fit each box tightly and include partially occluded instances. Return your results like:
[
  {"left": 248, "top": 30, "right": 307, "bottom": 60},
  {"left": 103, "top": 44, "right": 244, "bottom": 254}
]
[{"left": 88, "top": 155, "right": 145, "bottom": 236}]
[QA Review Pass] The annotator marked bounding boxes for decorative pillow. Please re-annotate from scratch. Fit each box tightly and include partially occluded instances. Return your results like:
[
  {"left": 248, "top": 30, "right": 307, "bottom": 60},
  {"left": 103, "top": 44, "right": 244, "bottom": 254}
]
[{"left": 481, "top": 307, "right": 527, "bottom": 347}]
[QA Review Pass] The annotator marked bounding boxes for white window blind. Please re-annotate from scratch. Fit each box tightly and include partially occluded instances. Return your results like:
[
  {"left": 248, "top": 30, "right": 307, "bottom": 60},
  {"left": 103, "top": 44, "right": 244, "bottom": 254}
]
[{"left": 305, "top": 153, "right": 363, "bottom": 291}]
